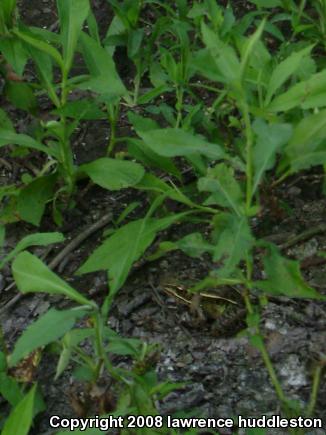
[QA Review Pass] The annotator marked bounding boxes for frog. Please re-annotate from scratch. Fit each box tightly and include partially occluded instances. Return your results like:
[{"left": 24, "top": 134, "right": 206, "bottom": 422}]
[{"left": 159, "top": 276, "right": 246, "bottom": 337}]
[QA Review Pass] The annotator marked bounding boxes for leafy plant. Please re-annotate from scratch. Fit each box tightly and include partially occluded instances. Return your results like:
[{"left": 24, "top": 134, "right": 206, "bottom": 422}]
[{"left": 1, "top": 0, "right": 326, "bottom": 433}]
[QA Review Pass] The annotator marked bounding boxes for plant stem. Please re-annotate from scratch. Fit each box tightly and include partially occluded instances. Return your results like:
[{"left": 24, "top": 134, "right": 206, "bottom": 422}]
[
  {"left": 93, "top": 312, "right": 105, "bottom": 381},
  {"left": 108, "top": 118, "right": 117, "bottom": 156},
  {"left": 133, "top": 61, "right": 142, "bottom": 105},
  {"left": 58, "top": 69, "right": 75, "bottom": 194},
  {"left": 107, "top": 103, "right": 119, "bottom": 156},
  {"left": 242, "top": 101, "right": 254, "bottom": 212},
  {"left": 243, "top": 292, "right": 288, "bottom": 406},
  {"left": 306, "top": 363, "right": 323, "bottom": 417},
  {"left": 175, "top": 86, "right": 184, "bottom": 128},
  {"left": 0, "top": 325, "right": 8, "bottom": 356}
]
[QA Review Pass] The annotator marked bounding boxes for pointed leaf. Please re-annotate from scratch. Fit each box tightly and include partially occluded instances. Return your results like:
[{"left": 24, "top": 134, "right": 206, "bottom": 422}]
[
  {"left": 9, "top": 309, "right": 87, "bottom": 367},
  {"left": 0, "top": 130, "right": 58, "bottom": 157},
  {"left": 79, "top": 32, "right": 126, "bottom": 97},
  {"left": 0, "top": 232, "right": 64, "bottom": 268},
  {"left": 127, "top": 138, "right": 181, "bottom": 179},
  {"left": 77, "top": 213, "right": 189, "bottom": 294},
  {"left": 268, "top": 70, "right": 326, "bottom": 112},
  {"left": 256, "top": 246, "right": 324, "bottom": 299},
  {"left": 12, "top": 252, "right": 94, "bottom": 307},
  {"left": 17, "top": 175, "right": 57, "bottom": 226},
  {"left": 56, "top": 0, "right": 90, "bottom": 72},
  {"left": 201, "top": 21, "right": 240, "bottom": 84},
  {"left": 212, "top": 213, "right": 254, "bottom": 277},
  {"left": 198, "top": 163, "right": 244, "bottom": 215},
  {"left": 0, "top": 37, "right": 28, "bottom": 76},
  {"left": 0, "top": 108, "right": 14, "bottom": 131},
  {"left": 13, "top": 29, "right": 64, "bottom": 69},
  {"left": 265, "top": 45, "right": 313, "bottom": 104},
  {"left": 27, "top": 46, "right": 59, "bottom": 107},
  {"left": 0, "top": 372, "right": 23, "bottom": 406},
  {"left": 252, "top": 120, "right": 292, "bottom": 195},
  {"left": 240, "top": 19, "right": 266, "bottom": 81},
  {"left": 1, "top": 385, "right": 36, "bottom": 435},
  {"left": 53, "top": 99, "right": 105, "bottom": 120},
  {"left": 135, "top": 173, "right": 196, "bottom": 208},
  {"left": 80, "top": 158, "right": 144, "bottom": 190},
  {"left": 139, "top": 128, "right": 225, "bottom": 159},
  {"left": 285, "top": 109, "right": 326, "bottom": 171}
]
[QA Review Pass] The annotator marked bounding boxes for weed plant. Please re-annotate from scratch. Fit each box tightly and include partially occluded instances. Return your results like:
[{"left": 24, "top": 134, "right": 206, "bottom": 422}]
[{"left": 0, "top": 1, "right": 326, "bottom": 434}]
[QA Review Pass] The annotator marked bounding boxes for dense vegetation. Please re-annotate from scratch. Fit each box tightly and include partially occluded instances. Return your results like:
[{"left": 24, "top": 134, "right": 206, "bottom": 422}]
[{"left": 0, "top": 0, "right": 326, "bottom": 434}]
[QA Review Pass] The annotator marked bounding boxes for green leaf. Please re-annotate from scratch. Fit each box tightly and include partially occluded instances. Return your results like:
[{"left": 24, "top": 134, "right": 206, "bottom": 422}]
[
  {"left": 56, "top": 0, "right": 90, "bottom": 73},
  {"left": 268, "top": 69, "right": 326, "bottom": 112},
  {"left": 86, "top": 8, "right": 100, "bottom": 43},
  {"left": 201, "top": 21, "right": 240, "bottom": 85},
  {"left": 12, "top": 252, "right": 94, "bottom": 307},
  {"left": 17, "top": 175, "right": 56, "bottom": 226},
  {"left": 191, "top": 49, "right": 226, "bottom": 83},
  {"left": 0, "top": 232, "right": 64, "bottom": 269},
  {"left": 248, "top": 0, "right": 281, "bottom": 6},
  {"left": 0, "top": 130, "right": 58, "bottom": 158},
  {"left": 1, "top": 0, "right": 17, "bottom": 27},
  {"left": 79, "top": 32, "right": 126, "bottom": 97},
  {"left": 107, "top": 337, "right": 141, "bottom": 356},
  {"left": 13, "top": 29, "right": 64, "bottom": 70},
  {"left": 127, "top": 138, "right": 181, "bottom": 179},
  {"left": 287, "top": 109, "right": 326, "bottom": 154},
  {"left": 53, "top": 99, "right": 105, "bottom": 120},
  {"left": 198, "top": 163, "right": 244, "bottom": 216},
  {"left": 240, "top": 19, "right": 266, "bottom": 81},
  {"left": 9, "top": 309, "right": 87, "bottom": 367},
  {"left": 287, "top": 151, "right": 326, "bottom": 172},
  {"left": 154, "top": 233, "right": 213, "bottom": 259},
  {"left": 0, "top": 225, "right": 5, "bottom": 248},
  {"left": 77, "top": 213, "right": 189, "bottom": 295},
  {"left": 80, "top": 158, "right": 145, "bottom": 190},
  {"left": 252, "top": 120, "right": 292, "bottom": 195},
  {"left": 127, "top": 114, "right": 181, "bottom": 179},
  {"left": 0, "top": 373, "right": 23, "bottom": 406},
  {"left": 135, "top": 173, "right": 196, "bottom": 208},
  {"left": 245, "top": 429, "right": 267, "bottom": 435},
  {"left": 265, "top": 45, "right": 313, "bottom": 104},
  {"left": 285, "top": 109, "right": 326, "bottom": 172},
  {"left": 56, "top": 328, "right": 95, "bottom": 378},
  {"left": 256, "top": 246, "right": 324, "bottom": 299},
  {"left": 0, "top": 108, "right": 14, "bottom": 131},
  {"left": 1, "top": 384, "right": 36, "bottom": 435},
  {"left": 0, "top": 37, "right": 28, "bottom": 76},
  {"left": 4, "top": 82, "right": 37, "bottom": 113},
  {"left": 139, "top": 128, "right": 225, "bottom": 159},
  {"left": 212, "top": 213, "right": 254, "bottom": 277},
  {"left": 27, "top": 46, "right": 59, "bottom": 107}
]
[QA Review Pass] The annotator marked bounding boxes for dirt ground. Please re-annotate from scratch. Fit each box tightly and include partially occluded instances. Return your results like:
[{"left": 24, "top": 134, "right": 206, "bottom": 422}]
[{"left": 0, "top": 1, "right": 325, "bottom": 434}]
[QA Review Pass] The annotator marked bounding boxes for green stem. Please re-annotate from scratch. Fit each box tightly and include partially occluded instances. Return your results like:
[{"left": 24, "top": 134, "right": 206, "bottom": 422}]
[
  {"left": 107, "top": 103, "right": 119, "bottom": 156},
  {"left": 272, "top": 168, "right": 291, "bottom": 187},
  {"left": 93, "top": 308, "right": 125, "bottom": 383},
  {"left": 243, "top": 292, "right": 288, "bottom": 406},
  {"left": 190, "top": 83, "right": 223, "bottom": 93},
  {"left": 107, "top": 117, "right": 117, "bottom": 156},
  {"left": 58, "top": 69, "right": 75, "bottom": 194},
  {"left": 306, "top": 363, "right": 323, "bottom": 417},
  {"left": 92, "top": 312, "right": 105, "bottom": 381},
  {"left": 133, "top": 61, "right": 142, "bottom": 105},
  {"left": 242, "top": 101, "right": 254, "bottom": 212},
  {"left": 244, "top": 251, "right": 288, "bottom": 410},
  {"left": 175, "top": 86, "right": 184, "bottom": 128},
  {"left": 0, "top": 325, "right": 8, "bottom": 356}
]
